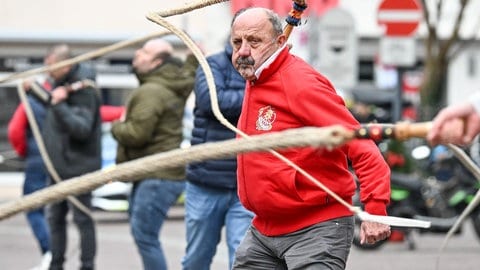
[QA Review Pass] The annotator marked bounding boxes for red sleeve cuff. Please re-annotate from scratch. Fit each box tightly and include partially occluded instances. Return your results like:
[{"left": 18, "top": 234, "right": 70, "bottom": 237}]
[{"left": 364, "top": 200, "right": 388, "bottom": 216}]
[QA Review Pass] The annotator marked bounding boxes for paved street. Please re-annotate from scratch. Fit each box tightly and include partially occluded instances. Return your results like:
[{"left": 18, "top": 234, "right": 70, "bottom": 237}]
[{"left": 1, "top": 172, "right": 480, "bottom": 270}]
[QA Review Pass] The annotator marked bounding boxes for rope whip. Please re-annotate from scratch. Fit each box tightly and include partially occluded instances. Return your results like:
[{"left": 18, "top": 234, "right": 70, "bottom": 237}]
[
  {"left": 0, "top": 122, "right": 434, "bottom": 221},
  {"left": 0, "top": 0, "right": 230, "bottom": 219},
  {"left": 0, "top": 31, "right": 171, "bottom": 84},
  {"left": 0, "top": 0, "right": 229, "bottom": 84},
  {"left": 154, "top": 0, "right": 229, "bottom": 17},
  {"left": 146, "top": 1, "right": 430, "bottom": 229},
  {"left": 0, "top": 126, "right": 348, "bottom": 219},
  {"left": 0, "top": 0, "right": 229, "bottom": 221}
]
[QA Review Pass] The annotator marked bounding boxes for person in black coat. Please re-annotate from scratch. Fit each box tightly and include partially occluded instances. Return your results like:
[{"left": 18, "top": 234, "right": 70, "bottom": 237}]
[{"left": 41, "top": 44, "right": 101, "bottom": 270}]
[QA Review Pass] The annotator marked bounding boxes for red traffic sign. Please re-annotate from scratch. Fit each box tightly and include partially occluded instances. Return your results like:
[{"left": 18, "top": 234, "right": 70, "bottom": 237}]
[{"left": 377, "top": 0, "right": 422, "bottom": 36}]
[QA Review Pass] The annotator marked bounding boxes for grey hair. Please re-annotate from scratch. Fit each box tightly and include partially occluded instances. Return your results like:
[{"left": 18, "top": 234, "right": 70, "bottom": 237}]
[
  {"left": 265, "top": 9, "right": 283, "bottom": 35},
  {"left": 231, "top": 7, "right": 284, "bottom": 36},
  {"left": 46, "top": 44, "right": 71, "bottom": 62}
]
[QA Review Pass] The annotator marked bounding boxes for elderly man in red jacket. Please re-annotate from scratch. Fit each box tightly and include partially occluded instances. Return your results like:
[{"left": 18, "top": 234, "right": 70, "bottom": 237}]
[{"left": 230, "top": 7, "right": 391, "bottom": 270}]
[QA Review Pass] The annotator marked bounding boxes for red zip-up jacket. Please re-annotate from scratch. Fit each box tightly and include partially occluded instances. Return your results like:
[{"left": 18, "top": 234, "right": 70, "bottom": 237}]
[{"left": 236, "top": 47, "right": 391, "bottom": 236}]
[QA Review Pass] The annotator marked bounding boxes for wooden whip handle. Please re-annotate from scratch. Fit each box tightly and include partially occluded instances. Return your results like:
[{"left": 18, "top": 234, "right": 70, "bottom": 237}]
[
  {"left": 283, "top": 0, "right": 307, "bottom": 40},
  {"left": 283, "top": 25, "right": 294, "bottom": 40},
  {"left": 393, "top": 121, "right": 432, "bottom": 140},
  {"left": 355, "top": 122, "right": 433, "bottom": 142}
]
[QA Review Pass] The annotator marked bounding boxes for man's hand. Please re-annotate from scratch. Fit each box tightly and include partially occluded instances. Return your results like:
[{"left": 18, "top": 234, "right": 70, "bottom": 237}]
[
  {"left": 427, "top": 103, "right": 480, "bottom": 146},
  {"left": 50, "top": 86, "right": 68, "bottom": 105},
  {"left": 359, "top": 221, "right": 391, "bottom": 245},
  {"left": 22, "top": 79, "right": 34, "bottom": 91}
]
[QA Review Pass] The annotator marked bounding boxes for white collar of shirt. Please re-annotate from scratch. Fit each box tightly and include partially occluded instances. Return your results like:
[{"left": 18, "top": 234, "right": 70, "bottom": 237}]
[{"left": 254, "top": 44, "right": 287, "bottom": 80}]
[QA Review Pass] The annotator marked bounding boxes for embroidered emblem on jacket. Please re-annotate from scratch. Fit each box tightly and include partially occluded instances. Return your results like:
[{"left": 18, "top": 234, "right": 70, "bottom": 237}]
[{"left": 256, "top": 105, "right": 276, "bottom": 131}]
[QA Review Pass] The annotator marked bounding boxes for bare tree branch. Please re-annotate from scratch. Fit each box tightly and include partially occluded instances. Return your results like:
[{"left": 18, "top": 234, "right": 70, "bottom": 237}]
[
  {"left": 421, "top": 0, "right": 438, "bottom": 59},
  {"left": 421, "top": 0, "right": 435, "bottom": 35},
  {"left": 449, "top": 11, "right": 480, "bottom": 60},
  {"left": 439, "top": 0, "right": 470, "bottom": 58},
  {"left": 436, "top": 0, "right": 444, "bottom": 23}
]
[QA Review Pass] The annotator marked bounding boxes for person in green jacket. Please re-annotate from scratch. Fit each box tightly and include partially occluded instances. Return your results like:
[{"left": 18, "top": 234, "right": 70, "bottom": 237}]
[{"left": 111, "top": 38, "right": 198, "bottom": 270}]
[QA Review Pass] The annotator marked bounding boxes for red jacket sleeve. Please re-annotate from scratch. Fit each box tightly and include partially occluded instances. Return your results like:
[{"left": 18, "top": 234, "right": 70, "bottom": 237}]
[
  {"left": 100, "top": 105, "right": 126, "bottom": 122},
  {"left": 7, "top": 104, "right": 28, "bottom": 158}
]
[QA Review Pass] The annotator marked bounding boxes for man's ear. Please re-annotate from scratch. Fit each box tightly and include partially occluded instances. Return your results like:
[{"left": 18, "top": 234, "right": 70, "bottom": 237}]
[
  {"left": 152, "top": 58, "right": 163, "bottom": 69},
  {"left": 276, "top": 34, "right": 287, "bottom": 46}
]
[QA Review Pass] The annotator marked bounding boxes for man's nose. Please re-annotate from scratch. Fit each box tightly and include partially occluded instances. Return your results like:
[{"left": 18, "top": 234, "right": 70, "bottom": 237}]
[{"left": 238, "top": 42, "right": 250, "bottom": 56}]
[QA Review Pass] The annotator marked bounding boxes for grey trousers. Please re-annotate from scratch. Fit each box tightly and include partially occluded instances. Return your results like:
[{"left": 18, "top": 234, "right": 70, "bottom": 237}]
[{"left": 233, "top": 216, "right": 354, "bottom": 270}]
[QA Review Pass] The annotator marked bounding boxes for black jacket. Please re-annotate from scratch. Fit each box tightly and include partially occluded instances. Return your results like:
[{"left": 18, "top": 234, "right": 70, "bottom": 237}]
[
  {"left": 43, "top": 63, "right": 102, "bottom": 179},
  {"left": 187, "top": 43, "right": 246, "bottom": 189}
]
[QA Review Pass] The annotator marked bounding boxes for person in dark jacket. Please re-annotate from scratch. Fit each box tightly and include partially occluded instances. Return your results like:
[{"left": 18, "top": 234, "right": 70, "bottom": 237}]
[
  {"left": 111, "top": 38, "right": 198, "bottom": 270},
  {"left": 181, "top": 41, "right": 253, "bottom": 270},
  {"left": 41, "top": 44, "right": 101, "bottom": 270}
]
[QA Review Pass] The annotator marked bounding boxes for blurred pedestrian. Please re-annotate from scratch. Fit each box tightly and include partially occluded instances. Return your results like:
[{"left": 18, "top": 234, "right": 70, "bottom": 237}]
[
  {"left": 7, "top": 75, "right": 53, "bottom": 270},
  {"left": 41, "top": 44, "right": 102, "bottom": 270},
  {"left": 230, "top": 8, "right": 391, "bottom": 269},
  {"left": 181, "top": 40, "right": 253, "bottom": 270},
  {"left": 111, "top": 38, "right": 198, "bottom": 270}
]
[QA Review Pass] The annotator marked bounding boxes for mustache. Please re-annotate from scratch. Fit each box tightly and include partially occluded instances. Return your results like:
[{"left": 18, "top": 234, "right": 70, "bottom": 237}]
[{"left": 236, "top": 57, "right": 255, "bottom": 66}]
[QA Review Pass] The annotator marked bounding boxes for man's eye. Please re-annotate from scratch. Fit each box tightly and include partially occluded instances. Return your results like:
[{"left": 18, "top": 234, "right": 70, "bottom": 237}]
[{"left": 249, "top": 40, "right": 260, "bottom": 47}]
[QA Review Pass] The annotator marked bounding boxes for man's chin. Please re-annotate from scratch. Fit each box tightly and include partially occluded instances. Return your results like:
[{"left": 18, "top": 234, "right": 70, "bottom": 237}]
[
  {"left": 240, "top": 73, "right": 255, "bottom": 81},
  {"left": 238, "top": 68, "right": 255, "bottom": 81}
]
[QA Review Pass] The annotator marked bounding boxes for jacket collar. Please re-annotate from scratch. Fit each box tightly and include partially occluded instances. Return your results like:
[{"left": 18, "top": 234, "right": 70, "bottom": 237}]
[{"left": 254, "top": 45, "right": 288, "bottom": 83}]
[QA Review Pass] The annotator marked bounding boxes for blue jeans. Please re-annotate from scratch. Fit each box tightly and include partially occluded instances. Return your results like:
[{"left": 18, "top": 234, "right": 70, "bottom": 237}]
[
  {"left": 23, "top": 169, "right": 50, "bottom": 254},
  {"left": 130, "top": 179, "right": 185, "bottom": 270},
  {"left": 182, "top": 182, "right": 253, "bottom": 270}
]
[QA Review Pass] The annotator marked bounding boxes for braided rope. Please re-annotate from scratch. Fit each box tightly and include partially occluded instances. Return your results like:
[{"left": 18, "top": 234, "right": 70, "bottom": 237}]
[
  {"left": 154, "top": 0, "right": 229, "bottom": 17},
  {"left": 0, "top": 30, "right": 171, "bottom": 84},
  {"left": 0, "top": 0, "right": 230, "bottom": 84},
  {"left": 0, "top": 125, "right": 353, "bottom": 220},
  {"left": 0, "top": 0, "right": 230, "bottom": 220}
]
